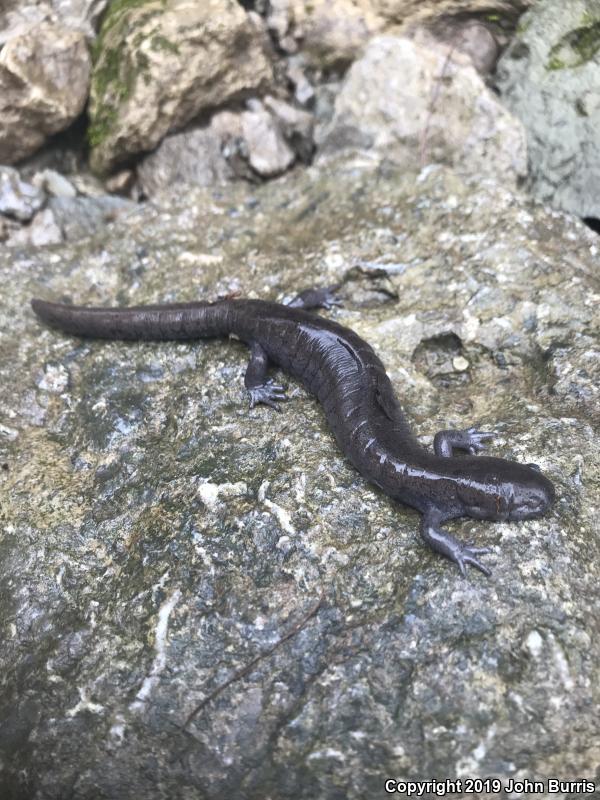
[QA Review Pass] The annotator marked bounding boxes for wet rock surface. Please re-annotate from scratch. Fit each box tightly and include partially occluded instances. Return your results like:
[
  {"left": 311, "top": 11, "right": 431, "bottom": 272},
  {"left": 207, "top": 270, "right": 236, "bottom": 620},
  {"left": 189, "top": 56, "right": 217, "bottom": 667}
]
[
  {"left": 496, "top": 0, "right": 600, "bottom": 219},
  {"left": 1, "top": 157, "right": 599, "bottom": 798}
]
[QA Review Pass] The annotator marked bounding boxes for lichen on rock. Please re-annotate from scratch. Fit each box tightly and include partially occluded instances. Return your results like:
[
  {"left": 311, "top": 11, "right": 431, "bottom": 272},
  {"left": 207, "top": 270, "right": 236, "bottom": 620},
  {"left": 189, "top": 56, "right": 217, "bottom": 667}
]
[{"left": 496, "top": 0, "right": 600, "bottom": 218}]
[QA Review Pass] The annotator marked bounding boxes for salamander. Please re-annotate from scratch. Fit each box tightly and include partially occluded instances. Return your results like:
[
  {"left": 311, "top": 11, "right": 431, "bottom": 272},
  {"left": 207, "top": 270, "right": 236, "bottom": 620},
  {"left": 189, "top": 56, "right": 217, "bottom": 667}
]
[{"left": 31, "top": 287, "right": 555, "bottom": 576}]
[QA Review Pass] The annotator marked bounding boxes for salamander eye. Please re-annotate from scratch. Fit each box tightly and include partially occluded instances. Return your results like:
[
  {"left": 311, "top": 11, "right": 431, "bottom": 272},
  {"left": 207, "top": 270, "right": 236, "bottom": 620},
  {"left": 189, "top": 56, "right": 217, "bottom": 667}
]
[{"left": 527, "top": 463, "right": 541, "bottom": 471}]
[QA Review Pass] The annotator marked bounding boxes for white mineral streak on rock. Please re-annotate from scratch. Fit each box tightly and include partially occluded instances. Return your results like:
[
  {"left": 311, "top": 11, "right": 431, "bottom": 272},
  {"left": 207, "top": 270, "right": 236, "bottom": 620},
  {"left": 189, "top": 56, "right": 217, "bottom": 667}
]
[
  {"left": 66, "top": 686, "right": 105, "bottom": 717},
  {"left": 258, "top": 480, "right": 295, "bottom": 535},
  {"left": 130, "top": 588, "right": 182, "bottom": 712},
  {"left": 198, "top": 481, "right": 248, "bottom": 510}
]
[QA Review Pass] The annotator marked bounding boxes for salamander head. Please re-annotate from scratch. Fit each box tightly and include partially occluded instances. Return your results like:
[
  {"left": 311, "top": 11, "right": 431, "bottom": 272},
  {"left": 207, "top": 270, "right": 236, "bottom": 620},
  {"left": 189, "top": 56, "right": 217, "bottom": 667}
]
[{"left": 457, "top": 459, "right": 555, "bottom": 522}]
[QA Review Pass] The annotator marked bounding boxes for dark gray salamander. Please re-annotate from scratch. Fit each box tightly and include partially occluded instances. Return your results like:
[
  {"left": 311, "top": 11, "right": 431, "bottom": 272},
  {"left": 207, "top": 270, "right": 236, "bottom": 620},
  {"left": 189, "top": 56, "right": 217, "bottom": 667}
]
[{"left": 31, "top": 288, "right": 555, "bottom": 576}]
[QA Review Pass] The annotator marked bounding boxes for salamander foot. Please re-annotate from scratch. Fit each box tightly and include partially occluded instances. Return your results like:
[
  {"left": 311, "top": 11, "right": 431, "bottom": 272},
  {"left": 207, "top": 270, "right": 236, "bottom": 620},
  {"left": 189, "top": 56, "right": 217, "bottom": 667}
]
[
  {"left": 421, "top": 515, "right": 492, "bottom": 577},
  {"left": 434, "top": 427, "right": 495, "bottom": 458},
  {"left": 287, "top": 285, "right": 343, "bottom": 311},
  {"left": 450, "top": 543, "right": 492, "bottom": 577},
  {"left": 248, "top": 381, "right": 287, "bottom": 411}
]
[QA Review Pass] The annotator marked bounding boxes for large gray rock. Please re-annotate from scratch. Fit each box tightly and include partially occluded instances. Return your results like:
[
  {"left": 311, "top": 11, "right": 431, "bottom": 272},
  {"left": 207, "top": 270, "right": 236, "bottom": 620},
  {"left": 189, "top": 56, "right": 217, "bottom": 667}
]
[
  {"left": 1, "top": 157, "right": 599, "bottom": 796},
  {"left": 89, "top": 0, "right": 275, "bottom": 175},
  {"left": 317, "top": 35, "right": 527, "bottom": 186},
  {"left": 496, "top": 0, "right": 600, "bottom": 218},
  {"left": 0, "top": 23, "right": 91, "bottom": 165}
]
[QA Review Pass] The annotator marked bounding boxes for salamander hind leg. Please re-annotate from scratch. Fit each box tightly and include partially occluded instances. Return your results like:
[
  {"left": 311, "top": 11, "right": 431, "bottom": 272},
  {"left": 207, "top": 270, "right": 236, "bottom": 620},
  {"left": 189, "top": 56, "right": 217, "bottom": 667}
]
[
  {"left": 420, "top": 510, "right": 492, "bottom": 577},
  {"left": 433, "top": 427, "right": 494, "bottom": 458},
  {"left": 244, "top": 341, "right": 288, "bottom": 411},
  {"left": 287, "top": 285, "right": 342, "bottom": 311}
]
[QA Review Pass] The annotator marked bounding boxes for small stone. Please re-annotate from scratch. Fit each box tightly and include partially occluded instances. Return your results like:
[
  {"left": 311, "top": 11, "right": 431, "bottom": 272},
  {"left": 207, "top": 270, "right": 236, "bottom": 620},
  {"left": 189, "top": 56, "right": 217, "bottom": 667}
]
[
  {"left": 68, "top": 174, "right": 107, "bottom": 198},
  {"left": 0, "top": 166, "right": 46, "bottom": 221},
  {"left": 33, "top": 169, "right": 77, "bottom": 198},
  {"left": 264, "top": 95, "right": 315, "bottom": 162},
  {"left": 286, "top": 60, "right": 316, "bottom": 107},
  {"left": 29, "top": 208, "right": 63, "bottom": 246},
  {"left": 452, "top": 355, "right": 469, "bottom": 372},
  {"left": 104, "top": 170, "right": 136, "bottom": 197},
  {"left": 241, "top": 103, "right": 295, "bottom": 178},
  {"left": 425, "top": 20, "right": 499, "bottom": 75}
]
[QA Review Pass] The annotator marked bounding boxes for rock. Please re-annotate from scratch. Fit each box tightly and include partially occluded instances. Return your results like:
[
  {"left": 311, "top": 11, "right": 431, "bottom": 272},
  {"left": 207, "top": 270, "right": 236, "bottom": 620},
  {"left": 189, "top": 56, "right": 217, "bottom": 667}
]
[
  {"left": 241, "top": 101, "right": 296, "bottom": 177},
  {"left": 266, "top": 0, "right": 533, "bottom": 67},
  {"left": 0, "top": 3, "right": 50, "bottom": 46},
  {"left": 495, "top": 0, "right": 600, "bottom": 218},
  {"left": 48, "top": 195, "right": 135, "bottom": 240},
  {"left": 29, "top": 208, "right": 64, "bottom": 247},
  {"left": 0, "top": 23, "right": 91, "bottom": 165},
  {"left": 51, "top": 0, "right": 109, "bottom": 35},
  {"left": 286, "top": 59, "right": 316, "bottom": 107},
  {"left": 69, "top": 173, "right": 109, "bottom": 198},
  {"left": 32, "top": 169, "right": 77, "bottom": 199},
  {"left": 88, "top": 0, "right": 275, "bottom": 175},
  {"left": 0, "top": 166, "right": 46, "bottom": 221},
  {"left": 266, "top": 0, "right": 384, "bottom": 68},
  {"left": 138, "top": 99, "right": 308, "bottom": 195},
  {"left": 2, "top": 157, "right": 600, "bottom": 796},
  {"left": 137, "top": 125, "right": 233, "bottom": 197},
  {"left": 424, "top": 19, "right": 500, "bottom": 74},
  {"left": 4, "top": 206, "right": 64, "bottom": 248},
  {"left": 0, "top": 214, "right": 10, "bottom": 242},
  {"left": 264, "top": 95, "right": 315, "bottom": 162},
  {"left": 370, "top": 0, "right": 534, "bottom": 24},
  {"left": 317, "top": 35, "right": 527, "bottom": 186},
  {"left": 104, "top": 169, "right": 137, "bottom": 197},
  {"left": 0, "top": 1, "right": 108, "bottom": 42}
]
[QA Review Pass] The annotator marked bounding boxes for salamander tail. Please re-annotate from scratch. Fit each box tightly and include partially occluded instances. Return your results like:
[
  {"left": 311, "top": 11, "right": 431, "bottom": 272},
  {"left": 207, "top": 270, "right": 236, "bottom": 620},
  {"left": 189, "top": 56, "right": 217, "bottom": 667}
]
[{"left": 30, "top": 298, "right": 232, "bottom": 341}]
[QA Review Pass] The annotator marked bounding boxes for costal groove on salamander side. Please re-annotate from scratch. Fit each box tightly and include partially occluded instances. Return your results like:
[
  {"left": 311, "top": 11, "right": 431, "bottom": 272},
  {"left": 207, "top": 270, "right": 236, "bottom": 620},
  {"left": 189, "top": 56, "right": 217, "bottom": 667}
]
[{"left": 30, "top": 295, "right": 555, "bottom": 577}]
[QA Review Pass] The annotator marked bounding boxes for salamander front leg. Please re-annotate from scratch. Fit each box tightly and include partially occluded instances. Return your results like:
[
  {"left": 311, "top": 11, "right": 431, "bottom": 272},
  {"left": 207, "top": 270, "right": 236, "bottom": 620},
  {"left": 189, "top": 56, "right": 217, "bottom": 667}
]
[
  {"left": 287, "top": 285, "right": 342, "bottom": 311},
  {"left": 433, "top": 427, "right": 494, "bottom": 457},
  {"left": 244, "top": 342, "right": 287, "bottom": 411},
  {"left": 420, "top": 510, "right": 492, "bottom": 577}
]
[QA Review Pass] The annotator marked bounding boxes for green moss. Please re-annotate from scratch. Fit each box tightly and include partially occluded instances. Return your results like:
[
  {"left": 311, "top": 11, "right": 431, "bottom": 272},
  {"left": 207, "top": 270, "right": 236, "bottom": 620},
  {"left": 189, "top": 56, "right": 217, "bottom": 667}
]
[
  {"left": 151, "top": 34, "right": 180, "bottom": 54},
  {"left": 99, "top": 0, "right": 161, "bottom": 39},
  {"left": 547, "top": 54, "right": 567, "bottom": 71},
  {"left": 87, "top": 0, "right": 167, "bottom": 159},
  {"left": 546, "top": 18, "right": 600, "bottom": 70},
  {"left": 88, "top": 108, "right": 118, "bottom": 149}
]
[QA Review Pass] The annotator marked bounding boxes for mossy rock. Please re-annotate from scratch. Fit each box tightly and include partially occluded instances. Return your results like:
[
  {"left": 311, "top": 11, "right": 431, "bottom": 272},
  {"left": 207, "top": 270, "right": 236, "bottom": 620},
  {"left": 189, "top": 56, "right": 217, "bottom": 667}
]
[{"left": 88, "top": 0, "right": 274, "bottom": 175}]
